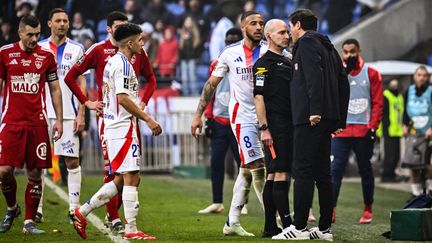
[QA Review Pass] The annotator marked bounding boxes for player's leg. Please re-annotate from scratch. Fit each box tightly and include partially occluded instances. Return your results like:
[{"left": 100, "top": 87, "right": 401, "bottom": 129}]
[
  {"left": 98, "top": 117, "right": 122, "bottom": 230},
  {"left": 0, "top": 124, "right": 25, "bottom": 233},
  {"left": 23, "top": 167, "right": 44, "bottom": 234}
]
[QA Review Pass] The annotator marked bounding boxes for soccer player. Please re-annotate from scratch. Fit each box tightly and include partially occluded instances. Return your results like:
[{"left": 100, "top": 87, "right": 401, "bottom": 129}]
[
  {"left": 72, "top": 23, "right": 162, "bottom": 240},
  {"left": 36, "top": 8, "right": 87, "bottom": 222},
  {"left": 191, "top": 11, "right": 267, "bottom": 236},
  {"left": 64, "top": 11, "right": 157, "bottom": 234}
]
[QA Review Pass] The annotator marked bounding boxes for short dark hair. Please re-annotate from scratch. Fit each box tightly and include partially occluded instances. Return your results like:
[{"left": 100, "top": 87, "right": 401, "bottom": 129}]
[
  {"left": 240, "top": 10, "right": 262, "bottom": 22},
  {"left": 19, "top": 15, "right": 40, "bottom": 29},
  {"left": 289, "top": 9, "right": 317, "bottom": 31},
  {"left": 113, "top": 23, "right": 142, "bottom": 42},
  {"left": 415, "top": 65, "right": 430, "bottom": 75},
  {"left": 225, "top": 27, "right": 242, "bottom": 38},
  {"left": 107, "top": 11, "right": 128, "bottom": 27},
  {"left": 49, "top": 8, "right": 67, "bottom": 20},
  {"left": 342, "top": 38, "right": 360, "bottom": 49}
]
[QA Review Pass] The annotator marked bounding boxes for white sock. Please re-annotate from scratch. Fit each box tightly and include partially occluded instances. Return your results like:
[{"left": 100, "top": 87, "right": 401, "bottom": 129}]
[
  {"left": 411, "top": 183, "right": 423, "bottom": 196},
  {"left": 250, "top": 167, "right": 265, "bottom": 210},
  {"left": 37, "top": 176, "right": 44, "bottom": 214},
  {"left": 68, "top": 166, "right": 82, "bottom": 210},
  {"left": 228, "top": 168, "right": 252, "bottom": 226},
  {"left": 80, "top": 181, "right": 118, "bottom": 217},
  {"left": 123, "top": 186, "right": 139, "bottom": 233}
]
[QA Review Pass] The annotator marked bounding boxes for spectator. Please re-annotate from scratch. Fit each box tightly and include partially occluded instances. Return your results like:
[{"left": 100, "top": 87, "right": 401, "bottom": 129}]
[
  {"left": 10, "top": 1, "right": 36, "bottom": 34},
  {"left": 181, "top": 0, "right": 210, "bottom": 44},
  {"left": 124, "top": 0, "right": 143, "bottom": 24},
  {"left": 0, "top": 21, "right": 17, "bottom": 46},
  {"left": 70, "top": 12, "right": 95, "bottom": 44},
  {"left": 140, "top": 22, "right": 159, "bottom": 63},
  {"left": 154, "top": 26, "right": 178, "bottom": 78},
  {"left": 379, "top": 79, "right": 404, "bottom": 183},
  {"left": 153, "top": 19, "right": 165, "bottom": 42},
  {"left": 140, "top": 0, "right": 174, "bottom": 26},
  {"left": 403, "top": 66, "right": 432, "bottom": 197},
  {"left": 179, "top": 15, "right": 201, "bottom": 95}
]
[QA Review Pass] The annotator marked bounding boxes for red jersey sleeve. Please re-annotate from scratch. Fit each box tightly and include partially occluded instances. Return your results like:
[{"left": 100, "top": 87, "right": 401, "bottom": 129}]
[
  {"left": 139, "top": 48, "right": 157, "bottom": 104},
  {"left": 46, "top": 52, "right": 58, "bottom": 82},
  {"left": 368, "top": 66, "right": 383, "bottom": 130},
  {"left": 0, "top": 48, "right": 5, "bottom": 80},
  {"left": 204, "top": 60, "right": 218, "bottom": 119}
]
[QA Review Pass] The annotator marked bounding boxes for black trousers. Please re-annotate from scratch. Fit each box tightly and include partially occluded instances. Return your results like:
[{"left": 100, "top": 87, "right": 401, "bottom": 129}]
[
  {"left": 292, "top": 120, "right": 334, "bottom": 230},
  {"left": 381, "top": 137, "right": 400, "bottom": 179}
]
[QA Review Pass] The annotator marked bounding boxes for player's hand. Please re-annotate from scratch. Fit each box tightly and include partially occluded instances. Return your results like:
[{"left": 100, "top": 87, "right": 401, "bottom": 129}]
[
  {"left": 191, "top": 115, "right": 203, "bottom": 139},
  {"left": 403, "top": 125, "right": 409, "bottom": 137},
  {"left": 260, "top": 129, "right": 273, "bottom": 146},
  {"left": 85, "top": 100, "right": 104, "bottom": 112},
  {"left": 147, "top": 117, "right": 162, "bottom": 136},
  {"left": 309, "top": 115, "right": 321, "bottom": 126},
  {"left": 74, "top": 114, "right": 85, "bottom": 134},
  {"left": 53, "top": 119, "right": 63, "bottom": 142},
  {"left": 332, "top": 128, "right": 344, "bottom": 136},
  {"left": 139, "top": 102, "right": 146, "bottom": 110},
  {"left": 425, "top": 128, "right": 432, "bottom": 138}
]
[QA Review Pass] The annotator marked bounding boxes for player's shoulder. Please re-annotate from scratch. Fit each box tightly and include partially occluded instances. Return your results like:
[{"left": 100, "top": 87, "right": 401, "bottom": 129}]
[
  {"left": 66, "top": 38, "right": 85, "bottom": 50},
  {"left": 0, "top": 43, "right": 15, "bottom": 53},
  {"left": 39, "top": 45, "right": 56, "bottom": 57},
  {"left": 85, "top": 40, "right": 107, "bottom": 54},
  {"left": 220, "top": 40, "right": 242, "bottom": 56}
]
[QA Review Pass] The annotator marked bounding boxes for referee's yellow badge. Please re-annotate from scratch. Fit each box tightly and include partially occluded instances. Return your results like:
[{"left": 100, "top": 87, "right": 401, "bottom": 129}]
[{"left": 255, "top": 67, "right": 267, "bottom": 87}]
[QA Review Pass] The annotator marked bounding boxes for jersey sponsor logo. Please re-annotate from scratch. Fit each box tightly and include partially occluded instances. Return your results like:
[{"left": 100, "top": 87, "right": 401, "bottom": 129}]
[
  {"left": 8, "top": 52, "right": 20, "bottom": 58},
  {"left": 21, "top": 59, "right": 31, "bottom": 66},
  {"left": 36, "top": 142, "right": 48, "bottom": 160},
  {"left": 104, "top": 49, "right": 116, "bottom": 54},
  {"left": 35, "top": 61, "right": 42, "bottom": 69},
  {"left": 58, "top": 64, "right": 71, "bottom": 76},
  {"left": 234, "top": 56, "right": 243, "bottom": 62},
  {"left": 33, "top": 53, "right": 46, "bottom": 61},
  {"left": 9, "top": 59, "right": 18, "bottom": 65},
  {"left": 236, "top": 66, "right": 253, "bottom": 81},
  {"left": 11, "top": 73, "right": 41, "bottom": 94},
  {"left": 64, "top": 52, "right": 72, "bottom": 60}
]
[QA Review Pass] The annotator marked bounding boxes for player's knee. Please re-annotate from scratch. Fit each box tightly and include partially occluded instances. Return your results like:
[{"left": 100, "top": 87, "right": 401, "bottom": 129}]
[
  {"left": 274, "top": 172, "right": 288, "bottom": 181},
  {"left": 0, "top": 166, "right": 14, "bottom": 182},
  {"left": 65, "top": 157, "right": 80, "bottom": 169},
  {"left": 266, "top": 173, "right": 275, "bottom": 180},
  {"left": 242, "top": 159, "right": 264, "bottom": 169},
  {"left": 26, "top": 168, "right": 42, "bottom": 181}
]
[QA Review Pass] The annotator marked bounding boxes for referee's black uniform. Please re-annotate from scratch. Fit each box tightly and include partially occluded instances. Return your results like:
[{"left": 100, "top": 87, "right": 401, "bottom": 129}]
[{"left": 253, "top": 50, "right": 293, "bottom": 173}]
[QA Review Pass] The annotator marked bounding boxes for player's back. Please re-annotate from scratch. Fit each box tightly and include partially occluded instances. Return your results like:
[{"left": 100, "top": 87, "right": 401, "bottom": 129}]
[
  {"left": 212, "top": 40, "right": 268, "bottom": 124},
  {"left": 0, "top": 42, "right": 57, "bottom": 125},
  {"left": 103, "top": 52, "right": 139, "bottom": 140}
]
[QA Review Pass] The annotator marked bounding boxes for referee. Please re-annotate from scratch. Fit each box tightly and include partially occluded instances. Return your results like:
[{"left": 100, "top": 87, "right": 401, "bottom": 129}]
[{"left": 253, "top": 19, "right": 293, "bottom": 238}]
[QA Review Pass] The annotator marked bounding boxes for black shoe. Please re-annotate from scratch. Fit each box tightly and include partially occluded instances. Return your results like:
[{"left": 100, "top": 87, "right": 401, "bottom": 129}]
[
  {"left": 35, "top": 212, "right": 44, "bottom": 223},
  {"left": 0, "top": 204, "right": 21, "bottom": 233},
  {"left": 262, "top": 227, "right": 282, "bottom": 238}
]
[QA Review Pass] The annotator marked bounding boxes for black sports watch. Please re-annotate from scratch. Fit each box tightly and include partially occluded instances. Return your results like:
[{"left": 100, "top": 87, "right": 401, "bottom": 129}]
[{"left": 259, "top": 124, "right": 268, "bottom": 131}]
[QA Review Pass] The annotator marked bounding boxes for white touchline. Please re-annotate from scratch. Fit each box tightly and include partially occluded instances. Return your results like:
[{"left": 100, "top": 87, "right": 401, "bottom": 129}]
[{"left": 44, "top": 176, "right": 129, "bottom": 243}]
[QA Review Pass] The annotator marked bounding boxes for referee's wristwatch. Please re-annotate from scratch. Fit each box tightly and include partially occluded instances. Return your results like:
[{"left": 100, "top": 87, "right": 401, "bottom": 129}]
[{"left": 259, "top": 124, "right": 268, "bottom": 131}]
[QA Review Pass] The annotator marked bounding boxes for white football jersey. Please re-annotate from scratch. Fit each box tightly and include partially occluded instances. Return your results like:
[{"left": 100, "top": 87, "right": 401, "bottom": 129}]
[
  {"left": 212, "top": 39, "right": 268, "bottom": 124},
  {"left": 103, "top": 52, "right": 139, "bottom": 140},
  {"left": 39, "top": 38, "right": 84, "bottom": 119}
]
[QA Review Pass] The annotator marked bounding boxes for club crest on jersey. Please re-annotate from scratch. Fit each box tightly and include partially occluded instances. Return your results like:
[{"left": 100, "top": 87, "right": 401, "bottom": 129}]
[
  {"left": 36, "top": 142, "right": 47, "bottom": 160},
  {"left": 64, "top": 52, "right": 72, "bottom": 60},
  {"left": 35, "top": 61, "right": 42, "bottom": 69}
]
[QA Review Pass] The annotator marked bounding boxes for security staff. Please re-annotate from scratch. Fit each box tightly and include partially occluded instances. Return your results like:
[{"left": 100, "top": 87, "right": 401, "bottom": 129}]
[{"left": 253, "top": 19, "right": 292, "bottom": 238}]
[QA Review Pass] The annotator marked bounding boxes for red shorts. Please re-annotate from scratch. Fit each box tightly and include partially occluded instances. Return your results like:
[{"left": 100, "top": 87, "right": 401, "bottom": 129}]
[{"left": 0, "top": 124, "right": 52, "bottom": 169}]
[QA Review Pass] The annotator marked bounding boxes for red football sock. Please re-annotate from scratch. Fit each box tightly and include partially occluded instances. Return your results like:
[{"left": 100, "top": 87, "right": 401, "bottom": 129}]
[
  {"left": 104, "top": 166, "right": 119, "bottom": 221},
  {"left": 25, "top": 179, "right": 42, "bottom": 220},
  {"left": 1, "top": 176, "right": 17, "bottom": 207}
]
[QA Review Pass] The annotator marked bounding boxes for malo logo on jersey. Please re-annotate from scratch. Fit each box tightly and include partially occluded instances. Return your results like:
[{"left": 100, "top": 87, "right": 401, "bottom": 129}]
[
  {"left": 36, "top": 142, "right": 47, "bottom": 160},
  {"left": 64, "top": 52, "right": 72, "bottom": 60},
  {"left": 11, "top": 73, "right": 41, "bottom": 94},
  {"left": 35, "top": 61, "right": 42, "bottom": 69}
]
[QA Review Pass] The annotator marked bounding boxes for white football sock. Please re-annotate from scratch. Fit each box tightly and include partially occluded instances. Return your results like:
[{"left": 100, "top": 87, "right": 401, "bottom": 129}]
[
  {"left": 80, "top": 181, "right": 118, "bottom": 217},
  {"left": 228, "top": 168, "right": 252, "bottom": 225},
  {"left": 68, "top": 166, "right": 82, "bottom": 210},
  {"left": 123, "top": 186, "right": 139, "bottom": 233},
  {"left": 37, "top": 176, "right": 44, "bottom": 214},
  {"left": 250, "top": 167, "right": 265, "bottom": 210},
  {"left": 411, "top": 183, "right": 423, "bottom": 196}
]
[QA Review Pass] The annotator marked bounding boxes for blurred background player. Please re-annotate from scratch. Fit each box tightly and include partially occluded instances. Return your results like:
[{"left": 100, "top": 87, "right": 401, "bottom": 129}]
[
  {"left": 0, "top": 15, "right": 63, "bottom": 235},
  {"left": 37, "top": 8, "right": 87, "bottom": 223},
  {"left": 64, "top": 11, "right": 157, "bottom": 235},
  {"left": 199, "top": 27, "right": 242, "bottom": 214},
  {"left": 72, "top": 23, "right": 162, "bottom": 240},
  {"left": 191, "top": 11, "right": 267, "bottom": 237}
]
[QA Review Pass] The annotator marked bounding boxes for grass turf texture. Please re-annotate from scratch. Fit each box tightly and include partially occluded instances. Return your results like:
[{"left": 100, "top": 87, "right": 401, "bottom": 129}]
[{"left": 0, "top": 175, "right": 411, "bottom": 242}]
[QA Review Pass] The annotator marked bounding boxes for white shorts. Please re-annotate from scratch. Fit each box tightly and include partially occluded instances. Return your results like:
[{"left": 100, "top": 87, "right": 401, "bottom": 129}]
[
  {"left": 106, "top": 137, "right": 141, "bottom": 174},
  {"left": 50, "top": 119, "right": 80, "bottom": 158},
  {"left": 231, "top": 123, "right": 264, "bottom": 165}
]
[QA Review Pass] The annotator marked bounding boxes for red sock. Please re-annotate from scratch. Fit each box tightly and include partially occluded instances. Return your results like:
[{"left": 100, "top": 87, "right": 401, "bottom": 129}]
[
  {"left": 1, "top": 176, "right": 17, "bottom": 207},
  {"left": 104, "top": 166, "right": 119, "bottom": 221},
  {"left": 25, "top": 179, "right": 42, "bottom": 220}
]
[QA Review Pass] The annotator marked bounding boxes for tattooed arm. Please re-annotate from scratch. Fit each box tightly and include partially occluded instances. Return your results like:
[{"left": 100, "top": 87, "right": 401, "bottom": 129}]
[{"left": 191, "top": 75, "right": 223, "bottom": 138}]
